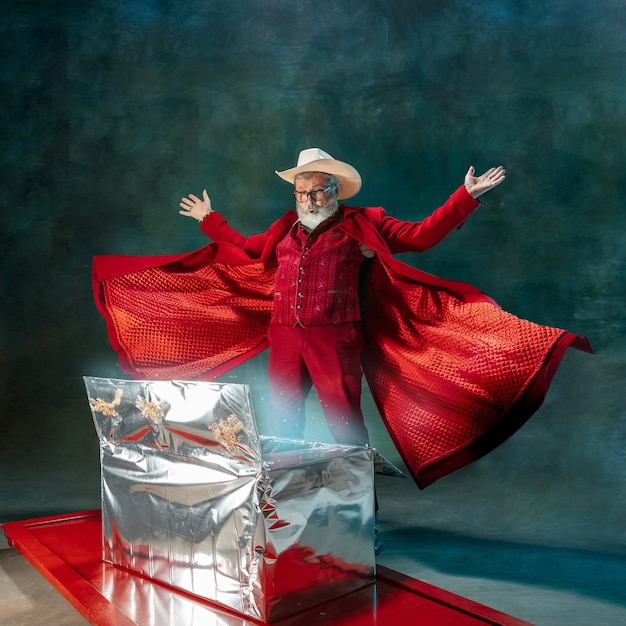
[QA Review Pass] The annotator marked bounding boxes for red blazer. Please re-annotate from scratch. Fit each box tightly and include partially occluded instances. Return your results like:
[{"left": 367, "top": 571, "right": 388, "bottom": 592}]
[{"left": 92, "top": 186, "right": 591, "bottom": 488}]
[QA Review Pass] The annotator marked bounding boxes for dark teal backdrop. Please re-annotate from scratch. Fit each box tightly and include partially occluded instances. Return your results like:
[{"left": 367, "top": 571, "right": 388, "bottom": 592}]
[{"left": 1, "top": 0, "right": 624, "bottom": 559}]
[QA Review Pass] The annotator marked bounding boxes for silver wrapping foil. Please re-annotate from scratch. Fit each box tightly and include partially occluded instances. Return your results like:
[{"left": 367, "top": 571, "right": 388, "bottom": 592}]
[{"left": 84, "top": 377, "right": 376, "bottom": 622}]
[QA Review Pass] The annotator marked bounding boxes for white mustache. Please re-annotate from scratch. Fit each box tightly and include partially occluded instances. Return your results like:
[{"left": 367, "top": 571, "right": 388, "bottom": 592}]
[{"left": 297, "top": 200, "right": 338, "bottom": 229}]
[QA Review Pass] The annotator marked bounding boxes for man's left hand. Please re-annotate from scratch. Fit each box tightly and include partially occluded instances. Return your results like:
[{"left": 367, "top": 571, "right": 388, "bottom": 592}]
[{"left": 464, "top": 165, "right": 506, "bottom": 198}]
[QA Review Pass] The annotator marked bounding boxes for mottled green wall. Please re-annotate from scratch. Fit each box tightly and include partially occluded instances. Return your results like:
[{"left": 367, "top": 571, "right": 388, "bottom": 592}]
[{"left": 1, "top": 1, "right": 624, "bottom": 554}]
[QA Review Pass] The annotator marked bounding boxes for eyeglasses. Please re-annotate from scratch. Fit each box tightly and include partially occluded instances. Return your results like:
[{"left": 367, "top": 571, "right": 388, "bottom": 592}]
[{"left": 293, "top": 184, "right": 335, "bottom": 203}]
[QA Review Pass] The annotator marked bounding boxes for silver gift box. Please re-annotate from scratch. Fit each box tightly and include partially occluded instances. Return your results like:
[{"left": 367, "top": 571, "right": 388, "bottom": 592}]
[{"left": 83, "top": 376, "right": 377, "bottom": 622}]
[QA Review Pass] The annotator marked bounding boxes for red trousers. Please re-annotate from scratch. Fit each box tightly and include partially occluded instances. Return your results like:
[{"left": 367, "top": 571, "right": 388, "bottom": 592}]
[{"left": 267, "top": 323, "right": 370, "bottom": 446}]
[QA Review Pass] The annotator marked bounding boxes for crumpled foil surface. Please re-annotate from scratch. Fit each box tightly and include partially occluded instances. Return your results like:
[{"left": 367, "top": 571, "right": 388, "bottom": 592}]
[{"left": 84, "top": 376, "right": 375, "bottom": 622}]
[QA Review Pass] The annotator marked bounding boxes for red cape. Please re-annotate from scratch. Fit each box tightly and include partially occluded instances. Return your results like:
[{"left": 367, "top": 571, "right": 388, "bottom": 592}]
[{"left": 93, "top": 208, "right": 591, "bottom": 488}]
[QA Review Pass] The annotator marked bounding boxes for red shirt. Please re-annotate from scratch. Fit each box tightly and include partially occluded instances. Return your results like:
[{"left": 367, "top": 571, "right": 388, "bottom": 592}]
[{"left": 272, "top": 211, "right": 364, "bottom": 327}]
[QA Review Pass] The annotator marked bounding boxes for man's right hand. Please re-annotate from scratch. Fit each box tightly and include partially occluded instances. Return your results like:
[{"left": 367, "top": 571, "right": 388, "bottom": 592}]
[{"left": 179, "top": 189, "right": 213, "bottom": 221}]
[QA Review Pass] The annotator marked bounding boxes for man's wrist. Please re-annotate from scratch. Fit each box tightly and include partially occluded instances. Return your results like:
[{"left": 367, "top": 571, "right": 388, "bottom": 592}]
[{"left": 198, "top": 210, "right": 213, "bottom": 223}]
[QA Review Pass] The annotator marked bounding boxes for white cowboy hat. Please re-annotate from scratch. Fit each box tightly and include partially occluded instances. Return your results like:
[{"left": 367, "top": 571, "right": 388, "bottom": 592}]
[{"left": 275, "top": 148, "right": 362, "bottom": 200}]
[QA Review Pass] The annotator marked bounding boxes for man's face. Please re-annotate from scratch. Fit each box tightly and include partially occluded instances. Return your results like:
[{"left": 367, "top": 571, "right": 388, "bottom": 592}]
[{"left": 294, "top": 172, "right": 339, "bottom": 230}]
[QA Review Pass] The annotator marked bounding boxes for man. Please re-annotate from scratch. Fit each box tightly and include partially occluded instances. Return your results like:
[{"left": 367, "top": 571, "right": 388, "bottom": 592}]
[
  {"left": 178, "top": 148, "right": 505, "bottom": 449},
  {"left": 92, "top": 148, "right": 590, "bottom": 491}
]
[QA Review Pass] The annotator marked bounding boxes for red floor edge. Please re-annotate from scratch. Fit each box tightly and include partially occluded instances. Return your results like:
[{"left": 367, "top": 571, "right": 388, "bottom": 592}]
[{"left": 2, "top": 511, "right": 533, "bottom": 626}]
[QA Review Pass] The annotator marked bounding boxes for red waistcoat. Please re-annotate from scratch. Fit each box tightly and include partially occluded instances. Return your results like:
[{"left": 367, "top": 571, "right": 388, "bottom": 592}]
[{"left": 272, "top": 217, "right": 364, "bottom": 327}]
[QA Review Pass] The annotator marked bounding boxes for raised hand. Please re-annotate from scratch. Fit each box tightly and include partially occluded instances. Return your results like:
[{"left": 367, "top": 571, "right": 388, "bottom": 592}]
[
  {"left": 464, "top": 165, "right": 506, "bottom": 198},
  {"left": 179, "top": 189, "right": 213, "bottom": 221}
]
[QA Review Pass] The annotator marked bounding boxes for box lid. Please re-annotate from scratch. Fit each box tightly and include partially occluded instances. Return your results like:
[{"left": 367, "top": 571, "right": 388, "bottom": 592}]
[{"left": 83, "top": 376, "right": 262, "bottom": 468}]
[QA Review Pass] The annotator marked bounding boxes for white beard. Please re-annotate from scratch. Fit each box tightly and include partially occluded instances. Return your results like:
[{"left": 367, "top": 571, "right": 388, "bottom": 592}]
[{"left": 297, "top": 199, "right": 338, "bottom": 230}]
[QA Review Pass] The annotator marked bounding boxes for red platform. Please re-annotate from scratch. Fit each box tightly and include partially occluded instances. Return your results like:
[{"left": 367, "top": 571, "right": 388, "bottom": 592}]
[{"left": 2, "top": 511, "right": 532, "bottom": 626}]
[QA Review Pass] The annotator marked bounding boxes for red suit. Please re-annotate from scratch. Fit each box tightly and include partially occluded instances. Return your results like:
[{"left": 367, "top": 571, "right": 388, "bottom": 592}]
[
  {"left": 269, "top": 211, "right": 370, "bottom": 446},
  {"left": 93, "top": 186, "right": 591, "bottom": 489}
]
